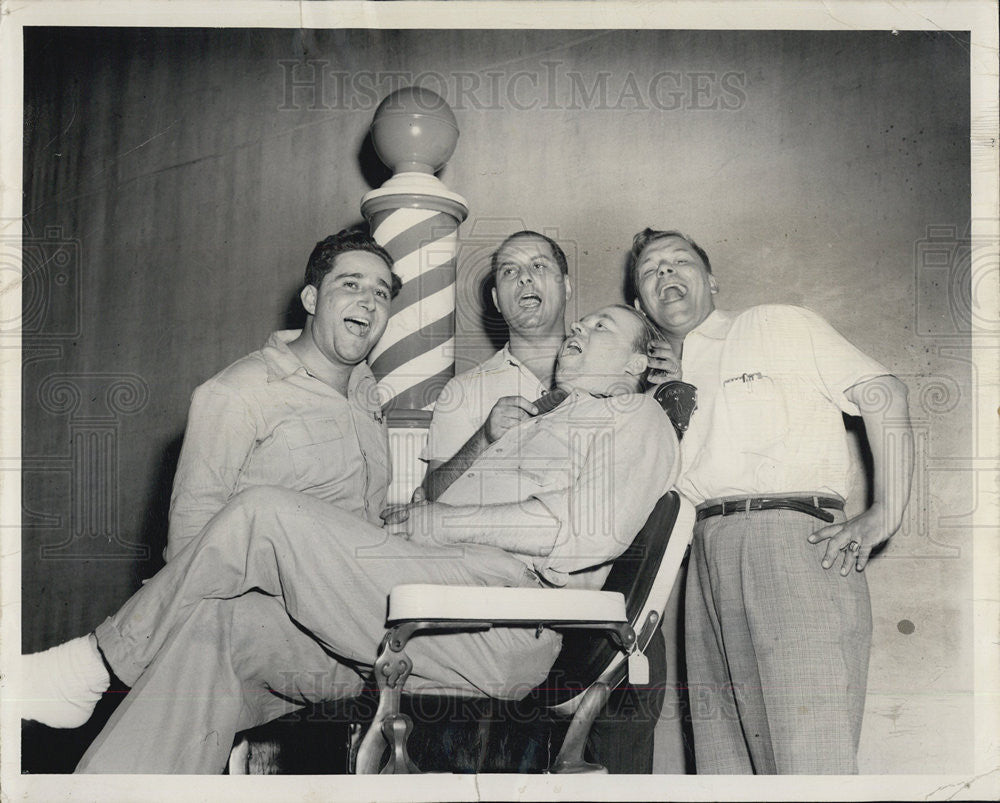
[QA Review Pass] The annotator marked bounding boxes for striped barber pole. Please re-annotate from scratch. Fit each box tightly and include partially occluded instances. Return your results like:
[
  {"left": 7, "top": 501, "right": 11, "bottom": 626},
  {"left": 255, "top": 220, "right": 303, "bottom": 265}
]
[{"left": 366, "top": 204, "right": 466, "bottom": 416}]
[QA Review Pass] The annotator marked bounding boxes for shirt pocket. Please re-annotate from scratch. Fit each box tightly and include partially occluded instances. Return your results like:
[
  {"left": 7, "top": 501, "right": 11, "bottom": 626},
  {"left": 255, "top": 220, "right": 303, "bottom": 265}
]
[
  {"left": 721, "top": 373, "right": 789, "bottom": 454},
  {"left": 278, "top": 417, "right": 346, "bottom": 485},
  {"left": 515, "top": 465, "right": 556, "bottom": 486}
]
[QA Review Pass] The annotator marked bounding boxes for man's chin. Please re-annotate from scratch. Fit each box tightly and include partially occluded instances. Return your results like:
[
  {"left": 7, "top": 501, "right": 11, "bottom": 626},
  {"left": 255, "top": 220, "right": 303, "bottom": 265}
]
[
  {"left": 507, "top": 309, "right": 561, "bottom": 331},
  {"left": 339, "top": 347, "right": 372, "bottom": 366},
  {"left": 649, "top": 306, "right": 690, "bottom": 329},
  {"left": 650, "top": 302, "right": 712, "bottom": 335}
]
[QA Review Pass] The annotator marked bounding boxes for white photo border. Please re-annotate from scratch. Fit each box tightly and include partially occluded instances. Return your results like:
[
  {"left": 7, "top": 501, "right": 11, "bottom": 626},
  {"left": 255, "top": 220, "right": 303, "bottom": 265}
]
[{"left": 1, "top": 2, "right": 996, "bottom": 801}]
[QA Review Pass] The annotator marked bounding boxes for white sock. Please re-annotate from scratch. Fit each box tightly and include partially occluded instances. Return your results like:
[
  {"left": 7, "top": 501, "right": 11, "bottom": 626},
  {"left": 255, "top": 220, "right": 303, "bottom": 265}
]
[{"left": 21, "top": 634, "right": 110, "bottom": 728}]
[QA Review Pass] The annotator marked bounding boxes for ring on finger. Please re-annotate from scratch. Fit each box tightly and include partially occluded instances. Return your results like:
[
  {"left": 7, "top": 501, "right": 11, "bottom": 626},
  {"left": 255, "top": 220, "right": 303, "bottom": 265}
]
[{"left": 847, "top": 540, "right": 861, "bottom": 554}]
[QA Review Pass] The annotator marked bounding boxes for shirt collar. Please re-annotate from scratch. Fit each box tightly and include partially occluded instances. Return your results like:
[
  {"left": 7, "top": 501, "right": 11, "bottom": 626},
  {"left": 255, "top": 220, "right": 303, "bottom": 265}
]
[
  {"left": 261, "top": 330, "right": 380, "bottom": 412},
  {"left": 499, "top": 343, "right": 521, "bottom": 368},
  {"left": 688, "top": 309, "right": 735, "bottom": 340},
  {"left": 477, "top": 344, "right": 529, "bottom": 372},
  {"left": 262, "top": 330, "right": 306, "bottom": 382}
]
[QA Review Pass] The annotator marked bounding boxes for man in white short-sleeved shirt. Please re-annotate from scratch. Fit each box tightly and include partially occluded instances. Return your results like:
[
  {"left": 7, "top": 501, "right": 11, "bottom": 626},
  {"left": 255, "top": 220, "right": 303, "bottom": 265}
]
[
  {"left": 634, "top": 228, "right": 914, "bottom": 774},
  {"left": 421, "top": 231, "right": 570, "bottom": 493}
]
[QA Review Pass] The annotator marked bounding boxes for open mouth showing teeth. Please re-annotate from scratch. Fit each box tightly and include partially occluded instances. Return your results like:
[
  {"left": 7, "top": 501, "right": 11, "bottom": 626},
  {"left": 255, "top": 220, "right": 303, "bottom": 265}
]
[
  {"left": 344, "top": 317, "right": 371, "bottom": 336},
  {"left": 518, "top": 293, "right": 542, "bottom": 308},
  {"left": 563, "top": 339, "right": 583, "bottom": 355},
  {"left": 658, "top": 284, "right": 687, "bottom": 302}
]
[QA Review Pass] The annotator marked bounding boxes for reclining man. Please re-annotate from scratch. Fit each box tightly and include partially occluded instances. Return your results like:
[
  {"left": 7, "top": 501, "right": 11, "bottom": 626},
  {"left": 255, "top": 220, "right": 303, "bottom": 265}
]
[
  {"left": 23, "top": 296, "right": 678, "bottom": 774},
  {"left": 421, "top": 230, "right": 671, "bottom": 774}
]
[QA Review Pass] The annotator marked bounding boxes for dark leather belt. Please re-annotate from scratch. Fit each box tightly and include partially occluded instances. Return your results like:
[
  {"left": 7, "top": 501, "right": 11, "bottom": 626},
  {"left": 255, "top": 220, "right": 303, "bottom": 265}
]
[{"left": 695, "top": 495, "right": 844, "bottom": 524}]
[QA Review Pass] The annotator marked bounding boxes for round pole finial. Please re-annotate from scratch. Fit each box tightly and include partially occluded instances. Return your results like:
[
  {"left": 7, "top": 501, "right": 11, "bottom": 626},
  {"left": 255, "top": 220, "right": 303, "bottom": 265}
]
[{"left": 370, "top": 86, "right": 459, "bottom": 174}]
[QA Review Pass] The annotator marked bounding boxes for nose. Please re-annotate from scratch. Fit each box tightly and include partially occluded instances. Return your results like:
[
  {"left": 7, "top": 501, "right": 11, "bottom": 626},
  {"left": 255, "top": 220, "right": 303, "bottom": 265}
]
[
  {"left": 658, "top": 261, "right": 675, "bottom": 276},
  {"left": 358, "top": 290, "right": 375, "bottom": 310},
  {"left": 516, "top": 270, "right": 533, "bottom": 286},
  {"left": 569, "top": 320, "right": 584, "bottom": 335}
]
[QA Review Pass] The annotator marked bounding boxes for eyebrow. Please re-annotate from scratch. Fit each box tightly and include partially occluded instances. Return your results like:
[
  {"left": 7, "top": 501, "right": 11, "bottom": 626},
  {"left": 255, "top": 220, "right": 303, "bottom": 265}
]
[
  {"left": 643, "top": 243, "right": 693, "bottom": 254},
  {"left": 642, "top": 245, "right": 692, "bottom": 259},
  {"left": 500, "top": 251, "right": 553, "bottom": 263},
  {"left": 331, "top": 271, "right": 391, "bottom": 289}
]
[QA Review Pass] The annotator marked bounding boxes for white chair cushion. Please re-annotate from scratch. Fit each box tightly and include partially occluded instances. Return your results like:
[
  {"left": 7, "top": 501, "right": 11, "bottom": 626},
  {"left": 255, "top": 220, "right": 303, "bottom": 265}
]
[{"left": 387, "top": 585, "right": 627, "bottom": 625}]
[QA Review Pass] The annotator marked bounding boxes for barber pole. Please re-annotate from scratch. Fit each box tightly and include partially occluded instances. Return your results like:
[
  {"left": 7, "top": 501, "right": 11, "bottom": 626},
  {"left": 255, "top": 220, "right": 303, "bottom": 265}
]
[
  {"left": 364, "top": 205, "right": 465, "bottom": 414},
  {"left": 361, "top": 87, "right": 469, "bottom": 419},
  {"left": 361, "top": 87, "right": 468, "bottom": 503}
]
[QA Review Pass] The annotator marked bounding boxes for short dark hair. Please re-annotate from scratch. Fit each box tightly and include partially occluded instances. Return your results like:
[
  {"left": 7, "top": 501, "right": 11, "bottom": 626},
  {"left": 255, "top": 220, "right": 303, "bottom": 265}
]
[
  {"left": 304, "top": 227, "right": 401, "bottom": 298},
  {"left": 490, "top": 230, "right": 569, "bottom": 277},
  {"left": 629, "top": 228, "right": 711, "bottom": 293}
]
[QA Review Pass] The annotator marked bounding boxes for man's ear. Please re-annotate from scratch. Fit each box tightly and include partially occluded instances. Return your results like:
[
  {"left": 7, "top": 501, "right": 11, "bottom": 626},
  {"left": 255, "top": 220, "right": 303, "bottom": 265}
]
[
  {"left": 709, "top": 275, "right": 719, "bottom": 295},
  {"left": 490, "top": 285, "right": 500, "bottom": 312},
  {"left": 300, "top": 284, "right": 318, "bottom": 316},
  {"left": 563, "top": 276, "right": 573, "bottom": 302},
  {"left": 624, "top": 352, "right": 649, "bottom": 378}
]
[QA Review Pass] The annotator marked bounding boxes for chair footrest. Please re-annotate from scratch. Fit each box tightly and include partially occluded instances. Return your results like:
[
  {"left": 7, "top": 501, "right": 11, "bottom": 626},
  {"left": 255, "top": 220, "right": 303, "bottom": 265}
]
[{"left": 387, "top": 585, "right": 627, "bottom": 626}]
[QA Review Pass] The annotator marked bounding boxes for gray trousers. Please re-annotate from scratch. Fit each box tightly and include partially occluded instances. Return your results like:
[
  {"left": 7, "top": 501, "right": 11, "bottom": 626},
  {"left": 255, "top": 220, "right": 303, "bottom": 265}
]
[
  {"left": 78, "top": 486, "right": 560, "bottom": 774},
  {"left": 588, "top": 626, "right": 668, "bottom": 773},
  {"left": 685, "top": 508, "right": 871, "bottom": 774}
]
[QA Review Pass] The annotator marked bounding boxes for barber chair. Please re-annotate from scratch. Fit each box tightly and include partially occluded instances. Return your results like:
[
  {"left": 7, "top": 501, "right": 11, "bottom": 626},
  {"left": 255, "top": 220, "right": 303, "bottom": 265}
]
[
  {"left": 353, "top": 489, "right": 694, "bottom": 775},
  {"left": 230, "top": 383, "right": 696, "bottom": 775}
]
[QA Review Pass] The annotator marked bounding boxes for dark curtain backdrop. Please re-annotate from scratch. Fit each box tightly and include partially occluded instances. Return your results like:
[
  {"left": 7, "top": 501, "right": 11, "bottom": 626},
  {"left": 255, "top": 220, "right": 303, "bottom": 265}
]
[{"left": 21, "top": 27, "right": 971, "bottom": 772}]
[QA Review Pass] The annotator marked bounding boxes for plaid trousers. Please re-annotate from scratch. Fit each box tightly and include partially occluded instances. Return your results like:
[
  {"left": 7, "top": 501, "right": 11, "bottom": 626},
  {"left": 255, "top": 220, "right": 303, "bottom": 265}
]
[{"left": 685, "top": 508, "right": 871, "bottom": 774}]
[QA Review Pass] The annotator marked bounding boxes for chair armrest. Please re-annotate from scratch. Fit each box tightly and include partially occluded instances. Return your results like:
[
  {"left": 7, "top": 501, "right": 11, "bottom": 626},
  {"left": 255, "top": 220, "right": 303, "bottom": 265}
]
[{"left": 387, "top": 585, "right": 627, "bottom": 627}]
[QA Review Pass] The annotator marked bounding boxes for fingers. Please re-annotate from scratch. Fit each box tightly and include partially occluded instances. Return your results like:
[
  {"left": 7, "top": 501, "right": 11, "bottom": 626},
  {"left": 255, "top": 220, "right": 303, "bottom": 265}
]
[
  {"left": 647, "top": 341, "right": 680, "bottom": 379},
  {"left": 839, "top": 541, "right": 856, "bottom": 576},
  {"left": 385, "top": 502, "right": 432, "bottom": 540},
  {"left": 648, "top": 353, "right": 680, "bottom": 372},
  {"left": 647, "top": 339, "right": 675, "bottom": 359},
  {"left": 384, "top": 520, "right": 410, "bottom": 539},
  {"left": 808, "top": 523, "right": 870, "bottom": 575},
  {"left": 410, "top": 486, "right": 426, "bottom": 504},
  {"left": 486, "top": 396, "right": 538, "bottom": 441},
  {"left": 807, "top": 523, "right": 839, "bottom": 544},
  {"left": 808, "top": 522, "right": 850, "bottom": 570},
  {"left": 854, "top": 540, "right": 873, "bottom": 572},
  {"left": 503, "top": 395, "right": 539, "bottom": 416},
  {"left": 490, "top": 396, "right": 538, "bottom": 416},
  {"left": 824, "top": 536, "right": 849, "bottom": 571},
  {"left": 648, "top": 358, "right": 680, "bottom": 378},
  {"left": 380, "top": 503, "right": 410, "bottom": 525},
  {"left": 402, "top": 503, "right": 439, "bottom": 545}
]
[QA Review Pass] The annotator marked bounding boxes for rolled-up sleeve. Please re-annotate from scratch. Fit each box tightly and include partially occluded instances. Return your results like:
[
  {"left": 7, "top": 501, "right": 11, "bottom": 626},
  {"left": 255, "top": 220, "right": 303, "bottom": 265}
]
[
  {"left": 529, "top": 396, "right": 679, "bottom": 583},
  {"left": 165, "top": 381, "right": 257, "bottom": 562},
  {"left": 787, "top": 306, "right": 892, "bottom": 415}
]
